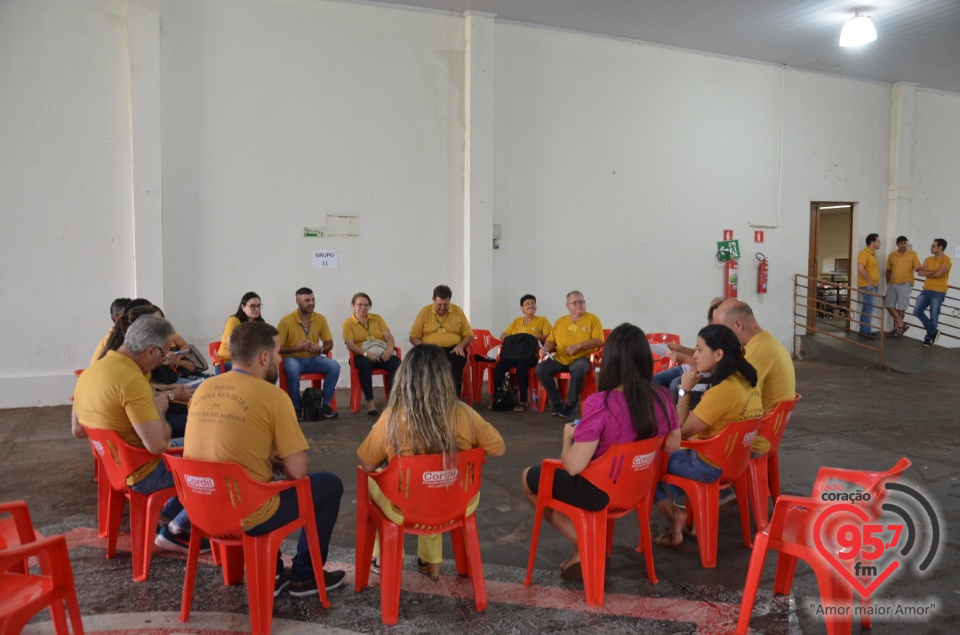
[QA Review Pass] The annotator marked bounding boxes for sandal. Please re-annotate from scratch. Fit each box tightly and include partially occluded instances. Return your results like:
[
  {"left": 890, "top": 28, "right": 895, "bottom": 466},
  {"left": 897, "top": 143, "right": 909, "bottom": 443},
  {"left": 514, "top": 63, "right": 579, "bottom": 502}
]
[
  {"left": 653, "top": 531, "right": 691, "bottom": 552},
  {"left": 367, "top": 409, "right": 379, "bottom": 417},
  {"left": 417, "top": 558, "right": 440, "bottom": 581},
  {"left": 560, "top": 558, "right": 583, "bottom": 581},
  {"left": 514, "top": 403, "right": 528, "bottom": 412},
  {"left": 371, "top": 558, "right": 380, "bottom": 575}
]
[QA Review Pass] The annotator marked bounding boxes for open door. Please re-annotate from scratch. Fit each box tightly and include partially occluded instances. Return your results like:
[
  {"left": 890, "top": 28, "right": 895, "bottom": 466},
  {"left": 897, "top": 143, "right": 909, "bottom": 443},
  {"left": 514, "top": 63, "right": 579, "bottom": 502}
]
[{"left": 807, "top": 202, "right": 853, "bottom": 332}]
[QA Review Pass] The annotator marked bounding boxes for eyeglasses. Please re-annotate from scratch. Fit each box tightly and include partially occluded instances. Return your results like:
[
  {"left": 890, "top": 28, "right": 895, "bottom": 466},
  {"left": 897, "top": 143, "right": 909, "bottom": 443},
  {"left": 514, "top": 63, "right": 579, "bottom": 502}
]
[
  {"left": 567, "top": 301, "right": 586, "bottom": 306},
  {"left": 247, "top": 303, "right": 263, "bottom": 309}
]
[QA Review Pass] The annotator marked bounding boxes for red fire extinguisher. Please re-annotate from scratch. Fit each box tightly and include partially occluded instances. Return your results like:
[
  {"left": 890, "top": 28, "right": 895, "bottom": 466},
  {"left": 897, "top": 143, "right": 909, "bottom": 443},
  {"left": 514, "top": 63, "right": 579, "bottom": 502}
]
[
  {"left": 725, "top": 259, "right": 739, "bottom": 298},
  {"left": 757, "top": 253, "right": 768, "bottom": 294}
]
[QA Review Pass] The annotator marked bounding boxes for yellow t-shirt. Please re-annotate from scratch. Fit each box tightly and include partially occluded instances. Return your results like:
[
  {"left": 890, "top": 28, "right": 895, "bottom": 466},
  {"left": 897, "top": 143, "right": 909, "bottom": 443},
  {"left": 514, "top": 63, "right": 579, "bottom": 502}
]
[
  {"left": 503, "top": 315, "right": 552, "bottom": 339},
  {"left": 547, "top": 313, "right": 604, "bottom": 366},
  {"left": 886, "top": 250, "right": 921, "bottom": 286},
  {"left": 745, "top": 330, "right": 796, "bottom": 415},
  {"left": 409, "top": 304, "right": 473, "bottom": 349},
  {"left": 922, "top": 255, "right": 952, "bottom": 293},
  {"left": 184, "top": 371, "right": 309, "bottom": 528},
  {"left": 91, "top": 329, "right": 112, "bottom": 365},
  {"left": 343, "top": 314, "right": 391, "bottom": 346},
  {"left": 357, "top": 402, "right": 504, "bottom": 467},
  {"left": 692, "top": 373, "right": 766, "bottom": 461},
  {"left": 217, "top": 316, "right": 242, "bottom": 360},
  {"left": 73, "top": 350, "right": 162, "bottom": 485},
  {"left": 277, "top": 310, "right": 333, "bottom": 359},
  {"left": 857, "top": 246, "right": 879, "bottom": 287}
]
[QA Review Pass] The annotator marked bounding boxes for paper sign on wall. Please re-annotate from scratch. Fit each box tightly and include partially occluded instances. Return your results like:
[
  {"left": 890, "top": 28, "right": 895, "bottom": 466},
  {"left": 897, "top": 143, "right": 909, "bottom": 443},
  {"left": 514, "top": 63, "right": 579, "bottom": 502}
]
[{"left": 313, "top": 251, "right": 338, "bottom": 269}]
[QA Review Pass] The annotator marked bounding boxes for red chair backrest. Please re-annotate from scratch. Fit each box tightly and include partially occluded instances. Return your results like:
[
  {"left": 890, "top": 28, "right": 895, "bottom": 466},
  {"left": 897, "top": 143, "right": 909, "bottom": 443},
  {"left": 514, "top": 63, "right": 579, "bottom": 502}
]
[
  {"left": 0, "top": 501, "right": 38, "bottom": 551},
  {"left": 579, "top": 437, "right": 663, "bottom": 513},
  {"left": 163, "top": 455, "right": 286, "bottom": 539},
  {"left": 471, "top": 330, "right": 499, "bottom": 358},
  {"left": 687, "top": 418, "right": 763, "bottom": 483},
  {"left": 369, "top": 448, "right": 485, "bottom": 530},
  {"left": 758, "top": 394, "right": 801, "bottom": 454},
  {"left": 208, "top": 341, "right": 222, "bottom": 364},
  {"left": 646, "top": 333, "right": 681, "bottom": 345},
  {"left": 82, "top": 426, "right": 159, "bottom": 491}
]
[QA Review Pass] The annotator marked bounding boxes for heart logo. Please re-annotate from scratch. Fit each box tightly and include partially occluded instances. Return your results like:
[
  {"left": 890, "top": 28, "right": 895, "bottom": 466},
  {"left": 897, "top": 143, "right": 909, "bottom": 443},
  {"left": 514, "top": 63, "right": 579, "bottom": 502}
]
[{"left": 813, "top": 503, "right": 900, "bottom": 597}]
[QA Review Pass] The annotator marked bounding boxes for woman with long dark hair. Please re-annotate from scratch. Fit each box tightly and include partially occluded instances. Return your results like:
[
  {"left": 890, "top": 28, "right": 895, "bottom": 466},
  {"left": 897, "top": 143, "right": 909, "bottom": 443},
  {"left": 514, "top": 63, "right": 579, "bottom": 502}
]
[
  {"left": 521, "top": 323, "right": 680, "bottom": 580},
  {"left": 215, "top": 292, "right": 265, "bottom": 372},
  {"left": 654, "top": 323, "right": 763, "bottom": 550},
  {"left": 357, "top": 344, "right": 505, "bottom": 580}
]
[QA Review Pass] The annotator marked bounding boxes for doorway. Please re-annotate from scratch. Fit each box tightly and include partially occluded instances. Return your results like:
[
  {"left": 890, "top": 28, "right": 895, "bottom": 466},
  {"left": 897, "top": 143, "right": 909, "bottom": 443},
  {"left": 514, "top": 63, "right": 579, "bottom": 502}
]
[{"left": 807, "top": 202, "right": 853, "bottom": 331}]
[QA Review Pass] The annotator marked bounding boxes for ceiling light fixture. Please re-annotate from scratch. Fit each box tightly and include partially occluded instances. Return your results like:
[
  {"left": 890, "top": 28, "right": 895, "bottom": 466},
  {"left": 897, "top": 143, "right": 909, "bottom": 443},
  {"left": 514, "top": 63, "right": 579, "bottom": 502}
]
[{"left": 839, "top": 10, "right": 877, "bottom": 47}]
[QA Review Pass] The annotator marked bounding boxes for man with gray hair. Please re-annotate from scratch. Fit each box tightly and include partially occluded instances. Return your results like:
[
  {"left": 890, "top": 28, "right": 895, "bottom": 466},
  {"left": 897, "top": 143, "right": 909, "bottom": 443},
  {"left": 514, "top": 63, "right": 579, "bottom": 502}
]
[
  {"left": 72, "top": 314, "right": 201, "bottom": 553},
  {"left": 536, "top": 291, "right": 604, "bottom": 417}
]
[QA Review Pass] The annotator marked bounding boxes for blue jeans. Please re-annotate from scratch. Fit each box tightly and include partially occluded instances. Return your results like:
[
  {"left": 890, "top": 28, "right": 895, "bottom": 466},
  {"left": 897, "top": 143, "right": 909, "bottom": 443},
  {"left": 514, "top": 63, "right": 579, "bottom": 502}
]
[
  {"left": 655, "top": 449, "right": 723, "bottom": 505},
  {"left": 130, "top": 438, "right": 190, "bottom": 533},
  {"left": 858, "top": 285, "right": 878, "bottom": 334},
  {"left": 245, "top": 472, "right": 343, "bottom": 582},
  {"left": 283, "top": 355, "right": 341, "bottom": 410},
  {"left": 913, "top": 290, "right": 946, "bottom": 341},
  {"left": 653, "top": 366, "right": 685, "bottom": 402}
]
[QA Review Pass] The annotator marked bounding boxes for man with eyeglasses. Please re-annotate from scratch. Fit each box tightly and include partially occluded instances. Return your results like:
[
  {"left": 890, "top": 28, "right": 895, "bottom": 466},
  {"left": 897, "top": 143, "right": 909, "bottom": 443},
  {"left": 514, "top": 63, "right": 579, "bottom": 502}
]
[
  {"left": 71, "top": 314, "right": 199, "bottom": 552},
  {"left": 536, "top": 291, "right": 604, "bottom": 417}
]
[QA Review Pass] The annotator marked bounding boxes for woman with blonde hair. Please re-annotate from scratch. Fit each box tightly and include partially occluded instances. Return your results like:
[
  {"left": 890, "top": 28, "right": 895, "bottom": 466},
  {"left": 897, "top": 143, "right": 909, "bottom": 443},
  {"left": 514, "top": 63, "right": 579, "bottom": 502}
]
[{"left": 357, "top": 344, "right": 505, "bottom": 580}]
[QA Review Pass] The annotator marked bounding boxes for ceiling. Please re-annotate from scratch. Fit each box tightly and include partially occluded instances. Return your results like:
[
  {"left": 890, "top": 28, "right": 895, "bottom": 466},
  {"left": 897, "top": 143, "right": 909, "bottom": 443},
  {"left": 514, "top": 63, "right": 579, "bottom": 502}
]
[{"left": 361, "top": 0, "right": 960, "bottom": 94}]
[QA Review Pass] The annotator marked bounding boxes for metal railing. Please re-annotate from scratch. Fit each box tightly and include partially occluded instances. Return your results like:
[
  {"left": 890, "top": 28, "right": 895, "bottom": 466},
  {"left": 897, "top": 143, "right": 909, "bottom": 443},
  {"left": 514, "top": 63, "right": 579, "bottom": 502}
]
[{"left": 794, "top": 274, "right": 959, "bottom": 369}]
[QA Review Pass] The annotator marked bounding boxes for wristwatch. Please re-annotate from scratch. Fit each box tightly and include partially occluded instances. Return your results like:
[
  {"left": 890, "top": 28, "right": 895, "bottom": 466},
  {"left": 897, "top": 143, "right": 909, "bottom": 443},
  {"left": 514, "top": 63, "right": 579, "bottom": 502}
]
[{"left": 677, "top": 387, "right": 687, "bottom": 398}]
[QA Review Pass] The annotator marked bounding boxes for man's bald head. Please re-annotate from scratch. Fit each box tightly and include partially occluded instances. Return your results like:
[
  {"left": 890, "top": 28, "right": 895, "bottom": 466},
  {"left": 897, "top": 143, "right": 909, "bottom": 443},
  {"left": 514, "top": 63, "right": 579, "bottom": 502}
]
[{"left": 712, "top": 298, "right": 762, "bottom": 345}]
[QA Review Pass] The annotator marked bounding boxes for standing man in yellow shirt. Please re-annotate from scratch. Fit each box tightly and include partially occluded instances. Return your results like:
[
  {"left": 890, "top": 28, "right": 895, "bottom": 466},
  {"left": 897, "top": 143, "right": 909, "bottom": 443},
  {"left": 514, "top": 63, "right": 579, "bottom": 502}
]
[
  {"left": 914, "top": 238, "right": 952, "bottom": 348},
  {"left": 884, "top": 236, "right": 922, "bottom": 337},
  {"left": 409, "top": 285, "right": 474, "bottom": 397},
  {"left": 856, "top": 233, "right": 881, "bottom": 339},
  {"left": 536, "top": 291, "right": 604, "bottom": 417},
  {"left": 277, "top": 287, "right": 340, "bottom": 419}
]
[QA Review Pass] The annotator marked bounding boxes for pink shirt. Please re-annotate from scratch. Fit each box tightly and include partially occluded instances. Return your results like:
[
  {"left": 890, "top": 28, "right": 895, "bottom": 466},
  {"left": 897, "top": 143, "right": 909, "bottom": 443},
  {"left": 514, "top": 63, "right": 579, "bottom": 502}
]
[{"left": 574, "top": 387, "right": 679, "bottom": 459}]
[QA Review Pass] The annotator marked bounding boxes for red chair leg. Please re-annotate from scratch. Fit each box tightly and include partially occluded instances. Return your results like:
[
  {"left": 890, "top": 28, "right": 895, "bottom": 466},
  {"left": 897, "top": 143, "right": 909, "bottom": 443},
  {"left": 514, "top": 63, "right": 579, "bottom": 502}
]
[
  {"left": 105, "top": 489, "right": 125, "bottom": 559},
  {"left": 734, "top": 532, "right": 770, "bottom": 634},
  {"left": 635, "top": 503, "right": 658, "bottom": 584},
  {"left": 378, "top": 525, "right": 405, "bottom": 624},
  {"left": 463, "top": 516, "right": 487, "bottom": 611},
  {"left": 524, "top": 500, "right": 547, "bottom": 585},
  {"left": 220, "top": 544, "right": 245, "bottom": 586},
  {"left": 577, "top": 510, "right": 607, "bottom": 607}
]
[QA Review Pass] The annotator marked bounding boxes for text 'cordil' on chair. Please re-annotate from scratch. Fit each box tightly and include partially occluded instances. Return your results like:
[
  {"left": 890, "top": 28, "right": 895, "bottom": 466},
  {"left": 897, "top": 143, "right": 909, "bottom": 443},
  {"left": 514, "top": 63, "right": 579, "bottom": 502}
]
[
  {"left": 81, "top": 426, "right": 176, "bottom": 582},
  {"left": 746, "top": 394, "right": 801, "bottom": 530},
  {"left": 660, "top": 417, "right": 763, "bottom": 568},
  {"left": 164, "top": 455, "right": 331, "bottom": 635},
  {"left": 523, "top": 437, "right": 664, "bottom": 607},
  {"left": 355, "top": 448, "right": 487, "bottom": 624},
  {"left": 0, "top": 500, "right": 85, "bottom": 634},
  {"left": 736, "top": 458, "right": 912, "bottom": 635}
]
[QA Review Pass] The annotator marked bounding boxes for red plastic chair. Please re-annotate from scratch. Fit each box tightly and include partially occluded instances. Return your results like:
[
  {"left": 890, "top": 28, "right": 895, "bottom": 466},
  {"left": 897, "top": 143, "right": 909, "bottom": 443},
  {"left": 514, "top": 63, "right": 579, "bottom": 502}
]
[
  {"left": 164, "top": 455, "right": 331, "bottom": 635},
  {"left": 355, "top": 449, "right": 487, "bottom": 624},
  {"left": 647, "top": 333, "right": 680, "bottom": 373},
  {"left": 537, "top": 360, "right": 598, "bottom": 412},
  {"left": 523, "top": 438, "right": 664, "bottom": 606},
  {"left": 0, "top": 530, "right": 85, "bottom": 635},
  {"left": 660, "top": 417, "right": 763, "bottom": 568},
  {"left": 208, "top": 341, "right": 228, "bottom": 374},
  {"left": 278, "top": 351, "right": 337, "bottom": 410},
  {"left": 470, "top": 329, "right": 502, "bottom": 404},
  {"left": 80, "top": 426, "right": 175, "bottom": 582},
  {"left": 736, "top": 458, "right": 912, "bottom": 635},
  {"left": 0, "top": 501, "right": 41, "bottom": 575},
  {"left": 746, "top": 394, "right": 802, "bottom": 529},
  {"left": 348, "top": 348, "right": 402, "bottom": 413}
]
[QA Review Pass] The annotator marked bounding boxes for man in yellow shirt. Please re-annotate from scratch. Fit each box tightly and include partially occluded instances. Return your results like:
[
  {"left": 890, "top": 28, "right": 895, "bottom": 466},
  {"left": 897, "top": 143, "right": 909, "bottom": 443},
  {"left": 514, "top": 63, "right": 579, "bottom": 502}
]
[
  {"left": 884, "top": 236, "right": 921, "bottom": 337},
  {"left": 409, "top": 285, "right": 474, "bottom": 397},
  {"left": 914, "top": 238, "right": 952, "bottom": 347},
  {"left": 277, "top": 287, "right": 340, "bottom": 419},
  {"left": 536, "top": 291, "right": 604, "bottom": 417},
  {"left": 185, "top": 322, "right": 346, "bottom": 596},
  {"left": 856, "top": 233, "right": 881, "bottom": 339},
  {"left": 71, "top": 314, "right": 198, "bottom": 553}
]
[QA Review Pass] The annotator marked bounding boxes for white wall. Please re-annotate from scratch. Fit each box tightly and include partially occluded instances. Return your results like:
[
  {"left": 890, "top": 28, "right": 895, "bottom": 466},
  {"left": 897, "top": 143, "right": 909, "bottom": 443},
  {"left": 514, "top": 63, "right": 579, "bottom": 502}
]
[{"left": 2, "top": 0, "right": 959, "bottom": 408}]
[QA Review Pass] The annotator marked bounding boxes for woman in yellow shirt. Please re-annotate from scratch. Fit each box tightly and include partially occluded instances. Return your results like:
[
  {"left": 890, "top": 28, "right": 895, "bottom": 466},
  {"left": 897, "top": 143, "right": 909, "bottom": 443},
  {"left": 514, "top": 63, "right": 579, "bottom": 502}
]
[
  {"left": 342, "top": 292, "right": 401, "bottom": 416},
  {"left": 216, "top": 292, "right": 264, "bottom": 372},
  {"left": 492, "top": 294, "right": 551, "bottom": 411}
]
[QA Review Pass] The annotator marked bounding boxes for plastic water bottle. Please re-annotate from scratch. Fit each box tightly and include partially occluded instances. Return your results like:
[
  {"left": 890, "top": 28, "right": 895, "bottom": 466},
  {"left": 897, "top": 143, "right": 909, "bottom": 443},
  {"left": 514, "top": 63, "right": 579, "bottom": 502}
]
[{"left": 532, "top": 389, "right": 539, "bottom": 411}]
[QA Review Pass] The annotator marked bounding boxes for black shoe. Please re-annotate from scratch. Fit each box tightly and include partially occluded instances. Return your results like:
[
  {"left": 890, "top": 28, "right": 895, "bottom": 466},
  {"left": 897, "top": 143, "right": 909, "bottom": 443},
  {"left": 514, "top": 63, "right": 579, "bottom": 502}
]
[
  {"left": 550, "top": 403, "right": 563, "bottom": 416},
  {"left": 923, "top": 340, "right": 933, "bottom": 348},
  {"left": 321, "top": 404, "right": 338, "bottom": 419},
  {"left": 931, "top": 329, "right": 941, "bottom": 345},
  {"left": 155, "top": 526, "right": 210, "bottom": 554},
  {"left": 367, "top": 409, "right": 379, "bottom": 417},
  {"left": 370, "top": 558, "right": 380, "bottom": 575},
  {"left": 274, "top": 569, "right": 292, "bottom": 597},
  {"left": 296, "top": 408, "right": 303, "bottom": 421},
  {"left": 559, "top": 404, "right": 574, "bottom": 418},
  {"left": 289, "top": 570, "right": 346, "bottom": 596}
]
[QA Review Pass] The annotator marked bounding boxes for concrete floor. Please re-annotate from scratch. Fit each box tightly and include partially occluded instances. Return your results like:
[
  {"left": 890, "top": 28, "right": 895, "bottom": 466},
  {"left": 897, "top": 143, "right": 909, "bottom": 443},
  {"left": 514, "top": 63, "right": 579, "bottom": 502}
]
[{"left": 1, "top": 360, "right": 958, "bottom": 634}]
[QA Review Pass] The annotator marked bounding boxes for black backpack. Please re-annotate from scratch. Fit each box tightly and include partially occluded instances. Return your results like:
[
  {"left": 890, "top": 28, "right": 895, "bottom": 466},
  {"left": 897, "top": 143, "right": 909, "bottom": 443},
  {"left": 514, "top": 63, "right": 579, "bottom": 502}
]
[
  {"left": 491, "top": 372, "right": 519, "bottom": 412},
  {"left": 302, "top": 388, "right": 325, "bottom": 421},
  {"left": 500, "top": 333, "right": 539, "bottom": 363}
]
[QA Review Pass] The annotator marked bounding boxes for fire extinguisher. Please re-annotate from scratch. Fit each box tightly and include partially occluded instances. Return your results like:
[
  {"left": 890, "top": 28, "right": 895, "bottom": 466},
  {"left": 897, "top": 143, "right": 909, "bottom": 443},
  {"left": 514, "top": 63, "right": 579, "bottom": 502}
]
[
  {"left": 757, "top": 253, "right": 768, "bottom": 294},
  {"left": 725, "top": 259, "right": 739, "bottom": 298}
]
